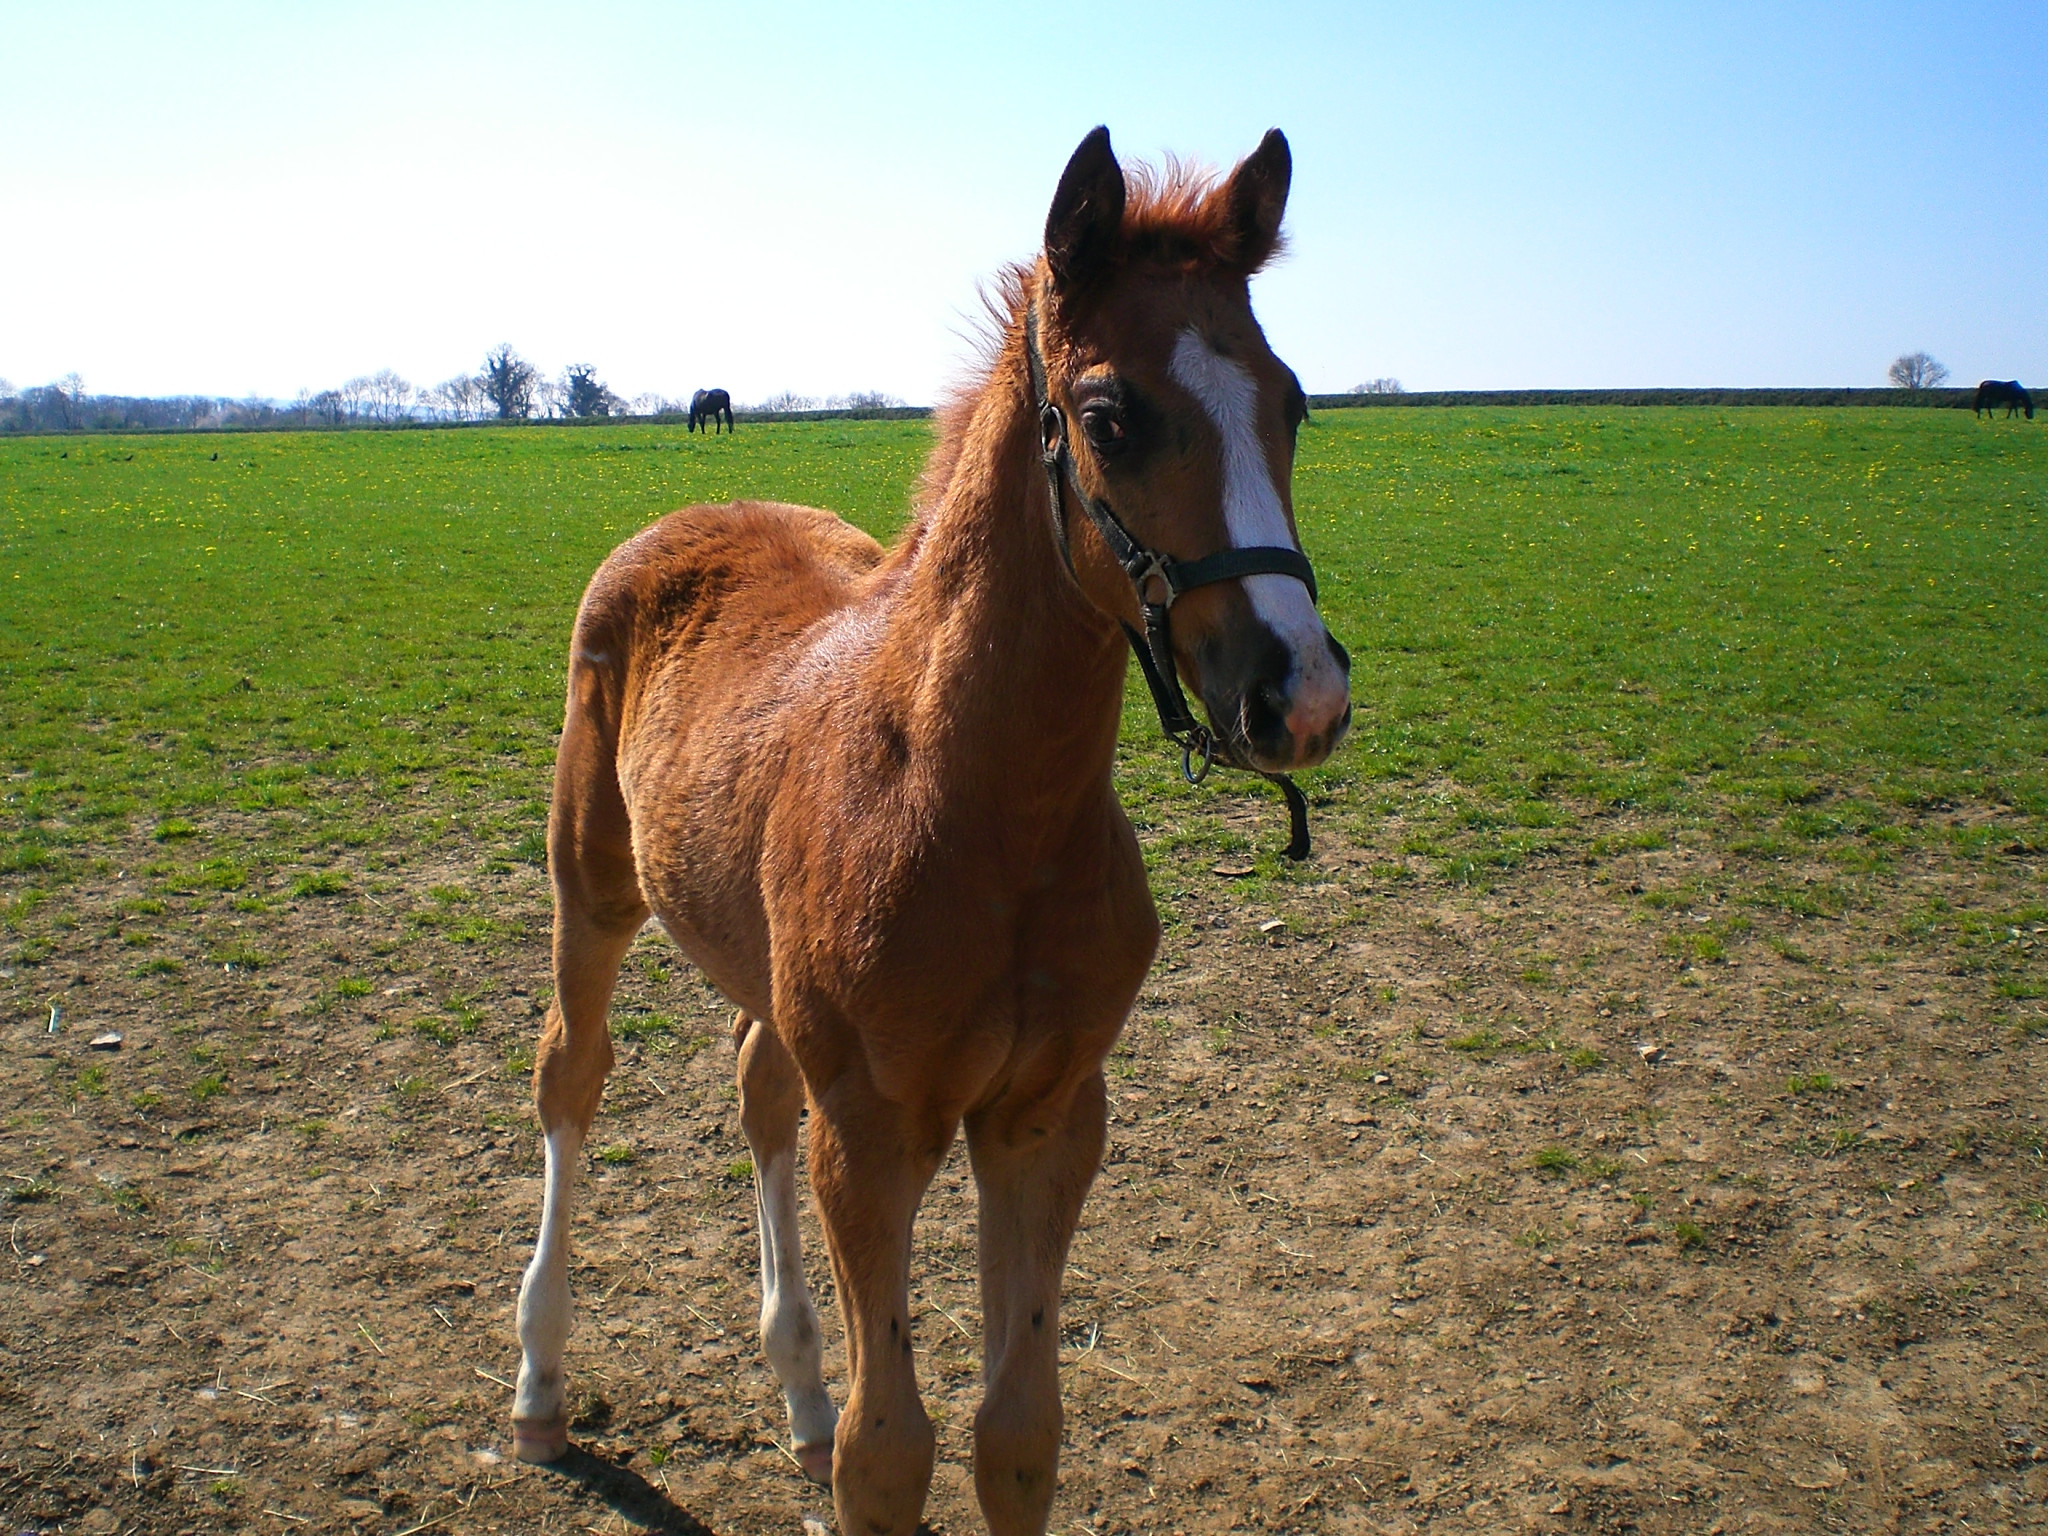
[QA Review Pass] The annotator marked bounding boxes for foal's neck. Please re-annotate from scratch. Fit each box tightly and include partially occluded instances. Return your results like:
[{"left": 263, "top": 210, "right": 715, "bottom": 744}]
[{"left": 898, "top": 324, "right": 1131, "bottom": 810}]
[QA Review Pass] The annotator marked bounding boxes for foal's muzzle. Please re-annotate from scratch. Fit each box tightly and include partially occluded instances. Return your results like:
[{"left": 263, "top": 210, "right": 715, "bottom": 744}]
[{"left": 1204, "top": 625, "right": 1353, "bottom": 772}]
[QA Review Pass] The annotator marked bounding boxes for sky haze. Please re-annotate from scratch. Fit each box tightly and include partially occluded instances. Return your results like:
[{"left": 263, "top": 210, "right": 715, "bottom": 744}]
[{"left": 4, "top": 3, "right": 2042, "bottom": 405}]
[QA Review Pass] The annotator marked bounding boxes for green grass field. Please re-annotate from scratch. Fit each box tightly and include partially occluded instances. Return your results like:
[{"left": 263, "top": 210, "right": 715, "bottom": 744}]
[
  {"left": 3, "top": 407, "right": 2046, "bottom": 1536},
  {"left": 1, "top": 408, "right": 2043, "bottom": 902}
]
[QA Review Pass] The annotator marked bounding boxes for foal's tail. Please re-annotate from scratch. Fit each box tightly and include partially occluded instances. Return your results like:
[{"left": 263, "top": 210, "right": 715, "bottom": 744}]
[
  {"left": 526, "top": 555, "right": 655, "bottom": 1149},
  {"left": 553, "top": 576, "right": 645, "bottom": 923}
]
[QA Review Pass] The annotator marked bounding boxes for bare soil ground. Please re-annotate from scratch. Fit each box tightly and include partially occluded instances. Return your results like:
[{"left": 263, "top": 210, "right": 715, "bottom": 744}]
[{"left": 4, "top": 801, "right": 2045, "bottom": 1536}]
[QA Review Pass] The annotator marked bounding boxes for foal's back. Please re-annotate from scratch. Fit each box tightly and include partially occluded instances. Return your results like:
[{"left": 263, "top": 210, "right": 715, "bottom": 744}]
[
  {"left": 580, "top": 499, "right": 883, "bottom": 710},
  {"left": 568, "top": 499, "right": 890, "bottom": 997}
]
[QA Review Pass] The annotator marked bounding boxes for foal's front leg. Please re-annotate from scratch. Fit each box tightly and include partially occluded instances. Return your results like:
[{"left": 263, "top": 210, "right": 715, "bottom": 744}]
[
  {"left": 808, "top": 1078, "right": 952, "bottom": 1536},
  {"left": 734, "top": 1012, "right": 837, "bottom": 1483},
  {"left": 965, "top": 1070, "right": 1109, "bottom": 1536}
]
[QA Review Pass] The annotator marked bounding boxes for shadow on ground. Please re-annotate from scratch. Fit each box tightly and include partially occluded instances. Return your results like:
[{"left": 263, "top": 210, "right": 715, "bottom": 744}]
[{"left": 542, "top": 1447, "right": 721, "bottom": 1535}]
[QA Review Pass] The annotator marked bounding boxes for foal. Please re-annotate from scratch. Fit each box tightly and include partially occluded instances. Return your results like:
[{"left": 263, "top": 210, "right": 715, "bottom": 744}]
[{"left": 512, "top": 126, "right": 1351, "bottom": 1536}]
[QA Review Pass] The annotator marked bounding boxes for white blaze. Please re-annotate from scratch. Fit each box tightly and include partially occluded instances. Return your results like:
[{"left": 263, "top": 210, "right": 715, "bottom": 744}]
[{"left": 1168, "top": 330, "right": 1343, "bottom": 701}]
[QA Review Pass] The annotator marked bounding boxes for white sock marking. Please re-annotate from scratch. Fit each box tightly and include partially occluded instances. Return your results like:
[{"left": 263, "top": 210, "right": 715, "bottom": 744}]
[
  {"left": 515, "top": 1125, "right": 584, "bottom": 1428},
  {"left": 753, "top": 1151, "right": 837, "bottom": 1450}
]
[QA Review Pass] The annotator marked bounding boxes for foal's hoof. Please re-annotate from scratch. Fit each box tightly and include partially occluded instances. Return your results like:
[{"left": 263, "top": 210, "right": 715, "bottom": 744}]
[
  {"left": 512, "top": 1415, "right": 569, "bottom": 1463},
  {"left": 795, "top": 1440, "right": 834, "bottom": 1485}
]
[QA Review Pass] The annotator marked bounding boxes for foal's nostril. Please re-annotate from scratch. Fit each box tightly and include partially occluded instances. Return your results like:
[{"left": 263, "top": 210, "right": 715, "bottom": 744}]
[{"left": 1245, "top": 678, "right": 1290, "bottom": 748}]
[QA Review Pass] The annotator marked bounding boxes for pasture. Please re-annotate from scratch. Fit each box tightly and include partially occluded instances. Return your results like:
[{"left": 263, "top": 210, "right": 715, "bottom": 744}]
[{"left": 2, "top": 407, "right": 2044, "bottom": 1534}]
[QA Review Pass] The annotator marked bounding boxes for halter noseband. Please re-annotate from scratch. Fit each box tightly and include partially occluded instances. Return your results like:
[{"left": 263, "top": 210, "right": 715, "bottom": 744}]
[{"left": 1025, "top": 302, "right": 1317, "bottom": 861}]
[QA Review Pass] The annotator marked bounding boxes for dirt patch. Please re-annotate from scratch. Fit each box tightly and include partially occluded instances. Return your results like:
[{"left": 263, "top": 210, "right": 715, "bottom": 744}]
[{"left": 3, "top": 807, "right": 2045, "bottom": 1534}]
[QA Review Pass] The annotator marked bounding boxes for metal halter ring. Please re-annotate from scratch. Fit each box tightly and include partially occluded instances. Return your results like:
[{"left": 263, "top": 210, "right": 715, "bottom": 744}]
[
  {"left": 1039, "top": 404, "right": 1064, "bottom": 457},
  {"left": 1181, "top": 729, "right": 1217, "bottom": 785},
  {"left": 1132, "top": 554, "right": 1176, "bottom": 610}
]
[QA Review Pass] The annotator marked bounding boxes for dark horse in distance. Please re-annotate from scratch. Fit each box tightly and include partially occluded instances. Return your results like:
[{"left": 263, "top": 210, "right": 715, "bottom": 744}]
[
  {"left": 689, "top": 388, "right": 734, "bottom": 434},
  {"left": 1974, "top": 380, "right": 2033, "bottom": 419}
]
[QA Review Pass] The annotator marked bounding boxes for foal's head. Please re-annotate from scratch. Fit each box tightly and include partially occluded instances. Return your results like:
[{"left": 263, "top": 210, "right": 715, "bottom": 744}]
[{"left": 1033, "top": 126, "right": 1352, "bottom": 773}]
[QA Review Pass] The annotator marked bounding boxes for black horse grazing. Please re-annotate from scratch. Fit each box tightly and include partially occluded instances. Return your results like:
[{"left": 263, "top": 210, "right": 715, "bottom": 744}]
[
  {"left": 1974, "top": 380, "right": 2033, "bottom": 420},
  {"left": 688, "top": 388, "right": 734, "bottom": 434}
]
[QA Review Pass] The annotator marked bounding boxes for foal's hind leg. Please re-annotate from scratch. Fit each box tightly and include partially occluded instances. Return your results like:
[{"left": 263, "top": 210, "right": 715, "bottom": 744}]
[
  {"left": 735, "top": 1012, "right": 837, "bottom": 1482},
  {"left": 512, "top": 702, "right": 648, "bottom": 1462}
]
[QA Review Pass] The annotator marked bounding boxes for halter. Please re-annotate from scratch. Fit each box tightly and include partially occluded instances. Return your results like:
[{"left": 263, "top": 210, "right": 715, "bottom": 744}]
[{"left": 1025, "top": 302, "right": 1318, "bottom": 860}]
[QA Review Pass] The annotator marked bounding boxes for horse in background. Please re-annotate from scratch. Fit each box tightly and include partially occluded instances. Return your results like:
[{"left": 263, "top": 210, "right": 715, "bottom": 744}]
[
  {"left": 1974, "top": 380, "right": 2033, "bottom": 419},
  {"left": 689, "top": 388, "right": 734, "bottom": 433}
]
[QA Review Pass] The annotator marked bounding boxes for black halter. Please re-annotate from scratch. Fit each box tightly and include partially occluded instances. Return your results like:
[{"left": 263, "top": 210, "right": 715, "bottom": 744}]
[{"left": 1025, "top": 303, "right": 1317, "bottom": 861}]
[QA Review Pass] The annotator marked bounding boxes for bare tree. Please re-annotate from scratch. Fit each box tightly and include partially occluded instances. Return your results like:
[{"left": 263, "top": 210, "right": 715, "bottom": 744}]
[
  {"left": 1350, "top": 378, "right": 1404, "bottom": 395},
  {"left": 1888, "top": 352, "right": 1949, "bottom": 390},
  {"left": 337, "top": 375, "right": 375, "bottom": 421},
  {"left": 481, "top": 345, "right": 538, "bottom": 420},
  {"left": 366, "top": 368, "right": 413, "bottom": 422},
  {"left": 428, "top": 373, "right": 485, "bottom": 422},
  {"left": 30, "top": 375, "right": 90, "bottom": 430}
]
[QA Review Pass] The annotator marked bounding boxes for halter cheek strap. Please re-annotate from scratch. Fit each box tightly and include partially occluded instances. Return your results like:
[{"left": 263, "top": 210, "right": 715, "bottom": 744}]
[{"left": 1025, "top": 303, "right": 1317, "bottom": 861}]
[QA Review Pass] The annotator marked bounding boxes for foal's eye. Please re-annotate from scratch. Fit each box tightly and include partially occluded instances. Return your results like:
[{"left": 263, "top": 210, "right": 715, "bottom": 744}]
[{"left": 1079, "top": 405, "right": 1125, "bottom": 453}]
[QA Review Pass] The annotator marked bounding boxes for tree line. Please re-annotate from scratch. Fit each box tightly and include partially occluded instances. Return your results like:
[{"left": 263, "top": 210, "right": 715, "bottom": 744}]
[
  {"left": 0, "top": 347, "right": 906, "bottom": 434},
  {"left": 284, "top": 348, "right": 654, "bottom": 425},
  {"left": 1, "top": 345, "right": 1973, "bottom": 436}
]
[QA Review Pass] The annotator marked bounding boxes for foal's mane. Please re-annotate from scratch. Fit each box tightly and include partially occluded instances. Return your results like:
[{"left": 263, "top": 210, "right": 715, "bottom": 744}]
[
  {"left": 913, "top": 155, "right": 1268, "bottom": 524},
  {"left": 1118, "top": 153, "right": 1286, "bottom": 273}
]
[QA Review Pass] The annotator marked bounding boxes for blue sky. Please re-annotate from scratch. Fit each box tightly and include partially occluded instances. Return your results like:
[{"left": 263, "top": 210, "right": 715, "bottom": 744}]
[{"left": 3, "top": 3, "right": 2042, "bottom": 403}]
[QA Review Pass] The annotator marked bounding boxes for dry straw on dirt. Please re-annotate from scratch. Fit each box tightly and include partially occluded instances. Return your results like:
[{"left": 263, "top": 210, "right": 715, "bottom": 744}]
[{"left": 4, "top": 792, "right": 2044, "bottom": 1534}]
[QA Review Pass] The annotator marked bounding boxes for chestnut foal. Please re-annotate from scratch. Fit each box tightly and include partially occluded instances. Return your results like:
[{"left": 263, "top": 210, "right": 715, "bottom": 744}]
[{"left": 512, "top": 126, "right": 1351, "bottom": 1536}]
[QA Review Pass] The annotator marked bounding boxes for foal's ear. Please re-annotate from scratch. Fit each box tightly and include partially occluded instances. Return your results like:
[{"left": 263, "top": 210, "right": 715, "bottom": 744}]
[
  {"left": 1045, "top": 126, "right": 1126, "bottom": 292},
  {"left": 1216, "top": 128, "right": 1291, "bottom": 273}
]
